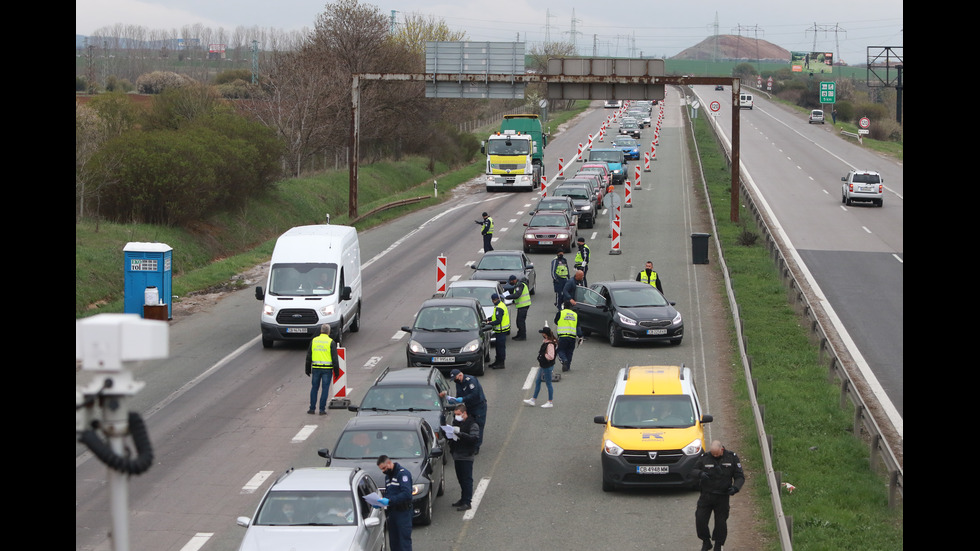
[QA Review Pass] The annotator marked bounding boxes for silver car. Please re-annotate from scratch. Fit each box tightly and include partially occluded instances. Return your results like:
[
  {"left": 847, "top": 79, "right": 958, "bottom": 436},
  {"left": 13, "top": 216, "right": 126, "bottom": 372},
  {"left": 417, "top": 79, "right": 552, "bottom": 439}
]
[{"left": 237, "top": 467, "right": 386, "bottom": 551}]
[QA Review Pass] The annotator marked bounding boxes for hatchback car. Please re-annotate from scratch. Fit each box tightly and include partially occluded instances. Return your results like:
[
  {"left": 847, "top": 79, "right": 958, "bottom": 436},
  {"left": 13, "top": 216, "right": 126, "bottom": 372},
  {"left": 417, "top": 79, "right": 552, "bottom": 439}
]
[
  {"left": 572, "top": 281, "right": 683, "bottom": 346},
  {"left": 401, "top": 297, "right": 492, "bottom": 375},
  {"left": 610, "top": 137, "right": 640, "bottom": 160},
  {"left": 523, "top": 210, "right": 577, "bottom": 253},
  {"left": 470, "top": 250, "right": 537, "bottom": 293},
  {"left": 550, "top": 185, "right": 596, "bottom": 228},
  {"left": 841, "top": 170, "right": 884, "bottom": 207},
  {"left": 808, "top": 109, "right": 825, "bottom": 124},
  {"left": 319, "top": 415, "right": 445, "bottom": 525},
  {"left": 444, "top": 279, "right": 509, "bottom": 320},
  {"left": 349, "top": 366, "right": 454, "bottom": 448},
  {"left": 236, "top": 467, "right": 386, "bottom": 551},
  {"left": 593, "top": 365, "right": 713, "bottom": 491}
]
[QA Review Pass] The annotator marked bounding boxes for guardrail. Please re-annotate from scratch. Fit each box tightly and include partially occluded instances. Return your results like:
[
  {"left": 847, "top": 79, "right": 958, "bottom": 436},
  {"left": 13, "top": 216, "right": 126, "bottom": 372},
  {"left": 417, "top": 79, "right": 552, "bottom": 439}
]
[
  {"left": 349, "top": 196, "right": 431, "bottom": 225},
  {"left": 684, "top": 86, "right": 903, "bottom": 549}
]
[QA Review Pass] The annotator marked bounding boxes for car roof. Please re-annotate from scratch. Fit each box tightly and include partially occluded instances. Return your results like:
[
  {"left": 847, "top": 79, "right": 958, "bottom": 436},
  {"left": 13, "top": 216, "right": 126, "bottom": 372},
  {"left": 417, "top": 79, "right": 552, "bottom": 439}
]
[
  {"left": 481, "top": 250, "right": 523, "bottom": 257},
  {"left": 270, "top": 467, "right": 360, "bottom": 492},
  {"left": 448, "top": 279, "right": 500, "bottom": 288},
  {"left": 618, "top": 365, "right": 688, "bottom": 396},
  {"left": 372, "top": 367, "right": 440, "bottom": 386},
  {"left": 419, "top": 297, "right": 480, "bottom": 309},
  {"left": 594, "top": 280, "right": 656, "bottom": 290}
]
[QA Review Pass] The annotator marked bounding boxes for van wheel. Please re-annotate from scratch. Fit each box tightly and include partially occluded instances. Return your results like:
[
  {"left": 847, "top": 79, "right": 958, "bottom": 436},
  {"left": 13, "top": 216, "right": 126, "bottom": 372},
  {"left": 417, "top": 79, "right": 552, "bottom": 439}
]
[
  {"left": 350, "top": 304, "right": 361, "bottom": 332},
  {"left": 262, "top": 336, "right": 274, "bottom": 349}
]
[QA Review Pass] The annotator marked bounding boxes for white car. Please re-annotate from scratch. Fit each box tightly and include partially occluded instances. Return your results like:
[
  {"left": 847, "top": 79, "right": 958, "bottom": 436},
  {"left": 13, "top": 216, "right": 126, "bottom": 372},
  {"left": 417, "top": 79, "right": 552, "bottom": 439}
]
[
  {"left": 236, "top": 467, "right": 386, "bottom": 551},
  {"left": 841, "top": 170, "right": 884, "bottom": 207},
  {"left": 809, "top": 109, "right": 825, "bottom": 124},
  {"left": 444, "top": 279, "right": 510, "bottom": 320}
]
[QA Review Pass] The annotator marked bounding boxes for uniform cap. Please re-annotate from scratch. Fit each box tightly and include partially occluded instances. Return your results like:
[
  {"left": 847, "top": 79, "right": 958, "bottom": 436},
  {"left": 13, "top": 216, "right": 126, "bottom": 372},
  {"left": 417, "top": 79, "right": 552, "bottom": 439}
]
[{"left": 449, "top": 369, "right": 462, "bottom": 377}]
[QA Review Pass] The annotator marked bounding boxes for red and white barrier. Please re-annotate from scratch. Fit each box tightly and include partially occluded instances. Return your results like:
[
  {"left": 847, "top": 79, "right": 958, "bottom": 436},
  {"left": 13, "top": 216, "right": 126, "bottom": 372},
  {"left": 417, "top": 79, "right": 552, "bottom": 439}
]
[
  {"left": 587, "top": 133, "right": 594, "bottom": 150},
  {"left": 436, "top": 254, "right": 447, "bottom": 294},
  {"left": 644, "top": 151, "right": 651, "bottom": 172},
  {"left": 634, "top": 166, "right": 642, "bottom": 190},
  {"left": 609, "top": 217, "right": 622, "bottom": 255},
  {"left": 624, "top": 176, "right": 633, "bottom": 208},
  {"left": 650, "top": 144, "right": 657, "bottom": 162},
  {"left": 541, "top": 175, "right": 547, "bottom": 195},
  {"left": 577, "top": 143, "right": 584, "bottom": 161},
  {"left": 558, "top": 158, "right": 564, "bottom": 176},
  {"left": 328, "top": 347, "right": 350, "bottom": 408}
]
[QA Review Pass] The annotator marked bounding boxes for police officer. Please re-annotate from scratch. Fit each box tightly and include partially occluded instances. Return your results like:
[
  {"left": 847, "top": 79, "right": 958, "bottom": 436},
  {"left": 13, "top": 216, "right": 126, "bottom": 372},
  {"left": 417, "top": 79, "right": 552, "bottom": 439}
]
[
  {"left": 376, "top": 455, "right": 413, "bottom": 550},
  {"left": 304, "top": 324, "right": 338, "bottom": 415},
  {"left": 554, "top": 300, "right": 578, "bottom": 372},
  {"left": 505, "top": 274, "right": 531, "bottom": 340},
  {"left": 487, "top": 293, "right": 510, "bottom": 369},
  {"left": 475, "top": 212, "right": 494, "bottom": 252},
  {"left": 692, "top": 440, "right": 745, "bottom": 551},
  {"left": 448, "top": 403, "right": 481, "bottom": 511},
  {"left": 440, "top": 369, "right": 487, "bottom": 454},
  {"left": 635, "top": 260, "right": 664, "bottom": 294},
  {"left": 560, "top": 269, "right": 586, "bottom": 308},
  {"left": 551, "top": 251, "right": 569, "bottom": 308},
  {"left": 574, "top": 237, "right": 591, "bottom": 286}
]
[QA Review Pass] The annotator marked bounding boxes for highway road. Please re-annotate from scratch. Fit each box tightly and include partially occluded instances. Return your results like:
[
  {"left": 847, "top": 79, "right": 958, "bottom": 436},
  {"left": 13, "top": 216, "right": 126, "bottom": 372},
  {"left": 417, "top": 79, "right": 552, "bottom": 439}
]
[
  {"left": 692, "top": 86, "right": 904, "bottom": 424},
  {"left": 76, "top": 91, "right": 762, "bottom": 551}
]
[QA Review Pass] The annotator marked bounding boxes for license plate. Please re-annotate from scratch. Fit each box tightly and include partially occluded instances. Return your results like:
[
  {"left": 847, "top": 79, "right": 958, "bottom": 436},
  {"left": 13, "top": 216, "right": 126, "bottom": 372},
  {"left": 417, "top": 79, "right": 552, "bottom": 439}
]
[
  {"left": 538, "top": 241, "right": 553, "bottom": 245},
  {"left": 431, "top": 356, "right": 455, "bottom": 363},
  {"left": 286, "top": 327, "right": 308, "bottom": 334},
  {"left": 858, "top": 185, "right": 875, "bottom": 192},
  {"left": 646, "top": 329, "right": 667, "bottom": 335},
  {"left": 637, "top": 465, "right": 668, "bottom": 474}
]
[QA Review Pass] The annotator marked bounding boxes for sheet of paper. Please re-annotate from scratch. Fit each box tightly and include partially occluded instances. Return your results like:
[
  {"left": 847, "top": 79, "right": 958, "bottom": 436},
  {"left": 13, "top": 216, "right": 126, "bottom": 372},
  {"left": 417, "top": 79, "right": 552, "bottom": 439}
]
[
  {"left": 364, "top": 492, "right": 386, "bottom": 508},
  {"left": 441, "top": 425, "right": 459, "bottom": 440}
]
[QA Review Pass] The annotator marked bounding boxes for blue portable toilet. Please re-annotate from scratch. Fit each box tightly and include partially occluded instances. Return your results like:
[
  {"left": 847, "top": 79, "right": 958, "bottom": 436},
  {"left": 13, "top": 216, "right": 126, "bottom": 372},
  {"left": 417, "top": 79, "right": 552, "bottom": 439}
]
[{"left": 123, "top": 242, "right": 173, "bottom": 320}]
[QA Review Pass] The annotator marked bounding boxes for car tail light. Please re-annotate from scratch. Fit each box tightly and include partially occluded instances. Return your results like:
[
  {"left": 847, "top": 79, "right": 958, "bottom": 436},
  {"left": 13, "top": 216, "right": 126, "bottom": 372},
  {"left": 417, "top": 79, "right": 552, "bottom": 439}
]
[
  {"left": 878, "top": 185, "right": 883, "bottom": 193},
  {"left": 848, "top": 183, "right": 853, "bottom": 192}
]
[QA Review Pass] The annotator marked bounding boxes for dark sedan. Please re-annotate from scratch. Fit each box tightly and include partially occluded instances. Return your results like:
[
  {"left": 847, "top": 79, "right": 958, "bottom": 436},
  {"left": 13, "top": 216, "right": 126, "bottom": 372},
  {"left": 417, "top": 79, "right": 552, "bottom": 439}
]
[
  {"left": 550, "top": 185, "right": 596, "bottom": 228},
  {"left": 319, "top": 415, "right": 445, "bottom": 525},
  {"left": 470, "top": 250, "right": 536, "bottom": 294},
  {"left": 572, "top": 281, "right": 683, "bottom": 346},
  {"left": 402, "top": 298, "right": 493, "bottom": 376},
  {"left": 350, "top": 366, "right": 455, "bottom": 449}
]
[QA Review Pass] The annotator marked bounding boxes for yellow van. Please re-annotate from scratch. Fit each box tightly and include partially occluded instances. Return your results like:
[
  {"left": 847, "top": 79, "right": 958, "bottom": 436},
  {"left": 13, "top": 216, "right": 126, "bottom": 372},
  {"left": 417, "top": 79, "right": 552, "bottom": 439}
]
[{"left": 593, "top": 365, "right": 713, "bottom": 491}]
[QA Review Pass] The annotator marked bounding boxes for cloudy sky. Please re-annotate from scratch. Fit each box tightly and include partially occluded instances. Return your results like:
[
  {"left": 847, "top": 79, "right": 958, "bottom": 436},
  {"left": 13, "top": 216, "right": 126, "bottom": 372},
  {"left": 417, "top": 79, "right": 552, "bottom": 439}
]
[{"left": 76, "top": 0, "right": 902, "bottom": 64}]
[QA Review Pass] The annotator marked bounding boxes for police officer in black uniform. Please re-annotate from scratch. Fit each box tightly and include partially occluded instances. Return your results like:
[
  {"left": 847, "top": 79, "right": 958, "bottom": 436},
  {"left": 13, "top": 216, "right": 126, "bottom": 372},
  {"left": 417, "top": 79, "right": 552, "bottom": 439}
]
[
  {"left": 439, "top": 369, "right": 487, "bottom": 454},
  {"left": 377, "top": 454, "right": 414, "bottom": 551},
  {"left": 692, "top": 440, "right": 745, "bottom": 551},
  {"left": 475, "top": 212, "right": 494, "bottom": 252}
]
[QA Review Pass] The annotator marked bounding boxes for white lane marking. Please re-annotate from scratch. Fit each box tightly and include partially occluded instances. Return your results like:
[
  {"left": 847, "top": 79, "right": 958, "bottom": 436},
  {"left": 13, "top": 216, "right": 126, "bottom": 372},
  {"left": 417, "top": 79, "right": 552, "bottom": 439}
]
[
  {"left": 292, "top": 425, "right": 318, "bottom": 443},
  {"left": 892, "top": 254, "right": 903, "bottom": 264},
  {"left": 590, "top": 232, "right": 597, "bottom": 240},
  {"left": 364, "top": 356, "right": 382, "bottom": 368},
  {"left": 499, "top": 227, "right": 509, "bottom": 232},
  {"left": 862, "top": 226, "right": 872, "bottom": 234},
  {"left": 522, "top": 367, "right": 539, "bottom": 390},
  {"left": 179, "top": 534, "right": 213, "bottom": 551},
  {"left": 465, "top": 260, "right": 475, "bottom": 267},
  {"left": 392, "top": 331, "right": 408, "bottom": 340},
  {"left": 450, "top": 274, "right": 462, "bottom": 282},
  {"left": 242, "top": 471, "right": 274, "bottom": 494},
  {"left": 516, "top": 210, "right": 525, "bottom": 215},
  {"left": 509, "top": 219, "right": 517, "bottom": 223},
  {"left": 462, "top": 477, "right": 491, "bottom": 520}
]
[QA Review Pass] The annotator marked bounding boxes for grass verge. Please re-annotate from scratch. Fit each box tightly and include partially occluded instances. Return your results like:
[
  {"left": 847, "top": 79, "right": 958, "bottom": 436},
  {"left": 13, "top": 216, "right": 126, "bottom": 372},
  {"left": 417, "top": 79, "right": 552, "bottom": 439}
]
[{"left": 689, "top": 114, "right": 903, "bottom": 549}]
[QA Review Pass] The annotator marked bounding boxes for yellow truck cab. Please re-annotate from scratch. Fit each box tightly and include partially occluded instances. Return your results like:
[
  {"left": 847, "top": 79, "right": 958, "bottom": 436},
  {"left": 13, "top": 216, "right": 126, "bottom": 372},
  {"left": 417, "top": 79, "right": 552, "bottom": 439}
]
[{"left": 593, "top": 365, "right": 712, "bottom": 491}]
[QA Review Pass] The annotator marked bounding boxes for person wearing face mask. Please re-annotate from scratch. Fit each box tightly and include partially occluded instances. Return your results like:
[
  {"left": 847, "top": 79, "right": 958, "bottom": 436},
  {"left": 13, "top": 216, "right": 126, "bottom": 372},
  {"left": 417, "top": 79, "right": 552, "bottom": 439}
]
[
  {"left": 551, "top": 250, "right": 569, "bottom": 309},
  {"left": 448, "top": 404, "right": 481, "bottom": 511},
  {"left": 439, "top": 369, "right": 487, "bottom": 454},
  {"left": 376, "top": 454, "right": 413, "bottom": 551}
]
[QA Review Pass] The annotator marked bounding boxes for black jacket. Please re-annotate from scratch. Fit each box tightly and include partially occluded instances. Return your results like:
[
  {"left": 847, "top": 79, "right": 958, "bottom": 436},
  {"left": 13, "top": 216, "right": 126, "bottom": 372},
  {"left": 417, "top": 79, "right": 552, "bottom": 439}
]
[
  {"left": 692, "top": 449, "right": 745, "bottom": 495},
  {"left": 450, "top": 416, "right": 481, "bottom": 460}
]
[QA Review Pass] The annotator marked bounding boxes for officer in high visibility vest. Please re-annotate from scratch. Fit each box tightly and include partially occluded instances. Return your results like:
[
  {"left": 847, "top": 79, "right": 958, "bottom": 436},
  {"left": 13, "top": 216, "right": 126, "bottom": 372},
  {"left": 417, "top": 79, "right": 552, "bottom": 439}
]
[
  {"left": 635, "top": 260, "right": 664, "bottom": 294},
  {"left": 575, "top": 237, "right": 591, "bottom": 286},
  {"left": 551, "top": 251, "right": 569, "bottom": 309},
  {"left": 505, "top": 274, "right": 531, "bottom": 340},
  {"left": 475, "top": 212, "right": 494, "bottom": 252},
  {"left": 487, "top": 293, "right": 510, "bottom": 369},
  {"left": 305, "top": 324, "right": 339, "bottom": 415},
  {"left": 554, "top": 301, "right": 578, "bottom": 372}
]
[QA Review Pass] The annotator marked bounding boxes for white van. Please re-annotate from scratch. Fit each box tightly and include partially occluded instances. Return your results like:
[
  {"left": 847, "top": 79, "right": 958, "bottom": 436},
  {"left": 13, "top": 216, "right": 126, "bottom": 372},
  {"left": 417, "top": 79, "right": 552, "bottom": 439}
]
[
  {"left": 255, "top": 224, "right": 362, "bottom": 348},
  {"left": 739, "top": 93, "right": 754, "bottom": 109}
]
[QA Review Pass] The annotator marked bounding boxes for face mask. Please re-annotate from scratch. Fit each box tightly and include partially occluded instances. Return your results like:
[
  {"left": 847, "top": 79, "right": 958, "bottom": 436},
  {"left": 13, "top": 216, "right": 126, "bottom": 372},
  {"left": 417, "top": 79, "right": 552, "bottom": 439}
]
[{"left": 454, "top": 415, "right": 464, "bottom": 422}]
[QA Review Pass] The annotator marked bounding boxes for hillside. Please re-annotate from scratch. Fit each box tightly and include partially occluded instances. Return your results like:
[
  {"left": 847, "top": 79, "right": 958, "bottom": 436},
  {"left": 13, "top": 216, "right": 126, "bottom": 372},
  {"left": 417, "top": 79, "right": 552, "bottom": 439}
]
[{"left": 672, "top": 34, "right": 790, "bottom": 62}]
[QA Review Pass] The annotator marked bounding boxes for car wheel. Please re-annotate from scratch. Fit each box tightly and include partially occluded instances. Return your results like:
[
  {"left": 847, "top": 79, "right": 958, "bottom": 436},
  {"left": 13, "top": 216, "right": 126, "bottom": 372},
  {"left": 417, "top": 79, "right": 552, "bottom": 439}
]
[
  {"left": 261, "top": 336, "right": 274, "bottom": 349},
  {"left": 841, "top": 193, "right": 846, "bottom": 204},
  {"left": 845, "top": 196, "right": 852, "bottom": 206},
  {"left": 416, "top": 495, "right": 433, "bottom": 526},
  {"left": 608, "top": 323, "right": 622, "bottom": 347},
  {"left": 476, "top": 355, "right": 486, "bottom": 376},
  {"left": 350, "top": 303, "right": 361, "bottom": 332},
  {"left": 437, "top": 467, "right": 445, "bottom": 496},
  {"left": 524, "top": 245, "right": 531, "bottom": 253},
  {"left": 670, "top": 337, "right": 683, "bottom": 345},
  {"left": 877, "top": 199, "right": 884, "bottom": 207}
]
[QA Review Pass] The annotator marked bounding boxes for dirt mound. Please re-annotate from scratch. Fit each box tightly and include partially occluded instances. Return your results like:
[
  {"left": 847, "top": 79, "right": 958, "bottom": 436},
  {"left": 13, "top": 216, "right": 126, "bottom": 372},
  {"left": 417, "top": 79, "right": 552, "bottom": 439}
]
[{"left": 673, "top": 34, "right": 790, "bottom": 62}]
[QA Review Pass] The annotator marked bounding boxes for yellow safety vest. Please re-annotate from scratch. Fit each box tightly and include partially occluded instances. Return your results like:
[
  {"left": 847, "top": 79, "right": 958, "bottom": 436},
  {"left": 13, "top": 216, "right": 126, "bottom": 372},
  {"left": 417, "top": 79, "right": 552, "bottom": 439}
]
[
  {"left": 310, "top": 334, "right": 335, "bottom": 369},
  {"left": 575, "top": 245, "right": 590, "bottom": 266},
  {"left": 556, "top": 308, "right": 578, "bottom": 337},
  {"left": 554, "top": 262, "right": 568, "bottom": 279},
  {"left": 513, "top": 282, "right": 531, "bottom": 309},
  {"left": 492, "top": 302, "right": 510, "bottom": 333},
  {"left": 639, "top": 270, "right": 659, "bottom": 287}
]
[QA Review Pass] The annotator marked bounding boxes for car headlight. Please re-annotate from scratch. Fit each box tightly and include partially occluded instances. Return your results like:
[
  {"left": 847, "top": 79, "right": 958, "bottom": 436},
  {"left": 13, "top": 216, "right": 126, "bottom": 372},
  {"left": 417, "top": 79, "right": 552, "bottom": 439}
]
[
  {"left": 682, "top": 438, "right": 703, "bottom": 456},
  {"left": 412, "top": 483, "right": 425, "bottom": 496},
  {"left": 580, "top": 205, "right": 592, "bottom": 211},
  {"left": 408, "top": 340, "right": 426, "bottom": 354},
  {"left": 319, "top": 304, "right": 336, "bottom": 317},
  {"left": 613, "top": 169, "right": 621, "bottom": 174},
  {"left": 262, "top": 304, "right": 276, "bottom": 317},
  {"left": 603, "top": 439, "right": 624, "bottom": 456},
  {"left": 672, "top": 312, "right": 682, "bottom": 325},
  {"left": 616, "top": 312, "right": 637, "bottom": 326},
  {"left": 556, "top": 233, "right": 569, "bottom": 239},
  {"left": 520, "top": 175, "right": 530, "bottom": 182},
  {"left": 461, "top": 339, "right": 481, "bottom": 353}
]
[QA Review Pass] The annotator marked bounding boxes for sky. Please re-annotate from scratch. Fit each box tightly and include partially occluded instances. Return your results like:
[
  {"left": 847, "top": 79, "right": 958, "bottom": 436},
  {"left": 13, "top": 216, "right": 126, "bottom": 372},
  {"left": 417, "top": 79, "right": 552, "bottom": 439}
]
[{"left": 76, "top": 0, "right": 903, "bottom": 65}]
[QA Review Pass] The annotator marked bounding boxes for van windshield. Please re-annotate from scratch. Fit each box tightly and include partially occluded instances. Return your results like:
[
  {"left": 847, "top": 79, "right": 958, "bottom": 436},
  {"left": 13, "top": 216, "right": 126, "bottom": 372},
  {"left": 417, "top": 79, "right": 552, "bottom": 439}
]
[
  {"left": 269, "top": 263, "right": 338, "bottom": 296},
  {"left": 611, "top": 395, "right": 696, "bottom": 429}
]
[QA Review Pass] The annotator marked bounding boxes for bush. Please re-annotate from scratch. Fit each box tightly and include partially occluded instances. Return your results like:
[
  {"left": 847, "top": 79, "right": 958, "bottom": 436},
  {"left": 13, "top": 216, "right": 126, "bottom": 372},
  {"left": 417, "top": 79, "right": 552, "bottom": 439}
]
[
  {"left": 105, "top": 75, "right": 134, "bottom": 93},
  {"left": 215, "top": 69, "right": 252, "bottom": 85},
  {"left": 834, "top": 101, "right": 855, "bottom": 123},
  {"left": 77, "top": 75, "right": 87, "bottom": 91},
  {"left": 136, "top": 71, "right": 197, "bottom": 94}
]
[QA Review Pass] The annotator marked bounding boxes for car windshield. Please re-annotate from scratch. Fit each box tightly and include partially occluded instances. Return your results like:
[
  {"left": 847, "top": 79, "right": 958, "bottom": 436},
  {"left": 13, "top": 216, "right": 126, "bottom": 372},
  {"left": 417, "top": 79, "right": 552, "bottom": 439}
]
[
  {"left": 621, "top": 122, "right": 638, "bottom": 128},
  {"left": 589, "top": 151, "right": 624, "bottom": 162},
  {"left": 414, "top": 306, "right": 480, "bottom": 331},
  {"left": 611, "top": 286, "right": 668, "bottom": 308},
  {"left": 334, "top": 429, "right": 423, "bottom": 459},
  {"left": 554, "top": 188, "right": 590, "bottom": 200},
  {"left": 611, "top": 395, "right": 695, "bottom": 429},
  {"left": 537, "top": 200, "right": 570, "bottom": 211},
  {"left": 446, "top": 285, "right": 496, "bottom": 305},
  {"left": 268, "top": 263, "right": 337, "bottom": 296},
  {"left": 476, "top": 255, "right": 524, "bottom": 271},
  {"left": 528, "top": 214, "right": 568, "bottom": 227},
  {"left": 256, "top": 490, "right": 356, "bottom": 526},
  {"left": 361, "top": 386, "right": 441, "bottom": 411},
  {"left": 612, "top": 139, "right": 637, "bottom": 147}
]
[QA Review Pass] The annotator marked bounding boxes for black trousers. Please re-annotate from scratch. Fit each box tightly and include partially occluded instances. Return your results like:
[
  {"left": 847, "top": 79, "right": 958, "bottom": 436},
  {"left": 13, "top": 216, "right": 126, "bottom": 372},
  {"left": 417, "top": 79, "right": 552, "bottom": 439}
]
[
  {"left": 454, "top": 458, "right": 474, "bottom": 505},
  {"left": 695, "top": 493, "right": 731, "bottom": 545},
  {"left": 515, "top": 307, "right": 528, "bottom": 338},
  {"left": 482, "top": 233, "right": 493, "bottom": 252}
]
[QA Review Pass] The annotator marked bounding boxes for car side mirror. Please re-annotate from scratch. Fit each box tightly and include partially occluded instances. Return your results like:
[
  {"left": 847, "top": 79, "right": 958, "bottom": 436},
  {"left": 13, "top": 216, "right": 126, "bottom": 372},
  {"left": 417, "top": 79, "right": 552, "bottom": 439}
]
[
  {"left": 430, "top": 447, "right": 443, "bottom": 458},
  {"left": 255, "top": 286, "right": 264, "bottom": 300},
  {"left": 526, "top": 263, "right": 534, "bottom": 269},
  {"left": 341, "top": 286, "right": 352, "bottom": 301},
  {"left": 365, "top": 517, "right": 381, "bottom": 527},
  {"left": 482, "top": 324, "right": 493, "bottom": 331},
  {"left": 401, "top": 326, "right": 412, "bottom": 332},
  {"left": 318, "top": 448, "right": 332, "bottom": 465},
  {"left": 523, "top": 223, "right": 529, "bottom": 227},
  {"left": 841, "top": 176, "right": 847, "bottom": 181},
  {"left": 347, "top": 405, "right": 359, "bottom": 412},
  {"left": 471, "top": 265, "right": 477, "bottom": 269},
  {"left": 593, "top": 415, "right": 607, "bottom": 425},
  {"left": 237, "top": 516, "right": 251, "bottom": 528},
  {"left": 701, "top": 414, "right": 714, "bottom": 424}
]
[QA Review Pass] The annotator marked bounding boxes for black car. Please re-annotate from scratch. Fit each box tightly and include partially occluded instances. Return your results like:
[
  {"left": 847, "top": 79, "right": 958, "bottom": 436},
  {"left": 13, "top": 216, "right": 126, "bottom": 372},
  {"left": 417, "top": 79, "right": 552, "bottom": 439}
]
[
  {"left": 319, "top": 415, "right": 445, "bottom": 525},
  {"left": 349, "top": 366, "right": 455, "bottom": 450},
  {"left": 572, "top": 281, "right": 683, "bottom": 346},
  {"left": 470, "top": 250, "right": 537, "bottom": 294},
  {"left": 550, "top": 185, "right": 596, "bottom": 228},
  {"left": 402, "top": 297, "right": 493, "bottom": 376}
]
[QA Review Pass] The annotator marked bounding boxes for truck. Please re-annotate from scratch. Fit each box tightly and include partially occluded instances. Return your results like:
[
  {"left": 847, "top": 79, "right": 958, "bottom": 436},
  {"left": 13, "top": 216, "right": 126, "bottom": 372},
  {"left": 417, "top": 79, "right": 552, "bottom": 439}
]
[{"left": 481, "top": 114, "right": 548, "bottom": 192}]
